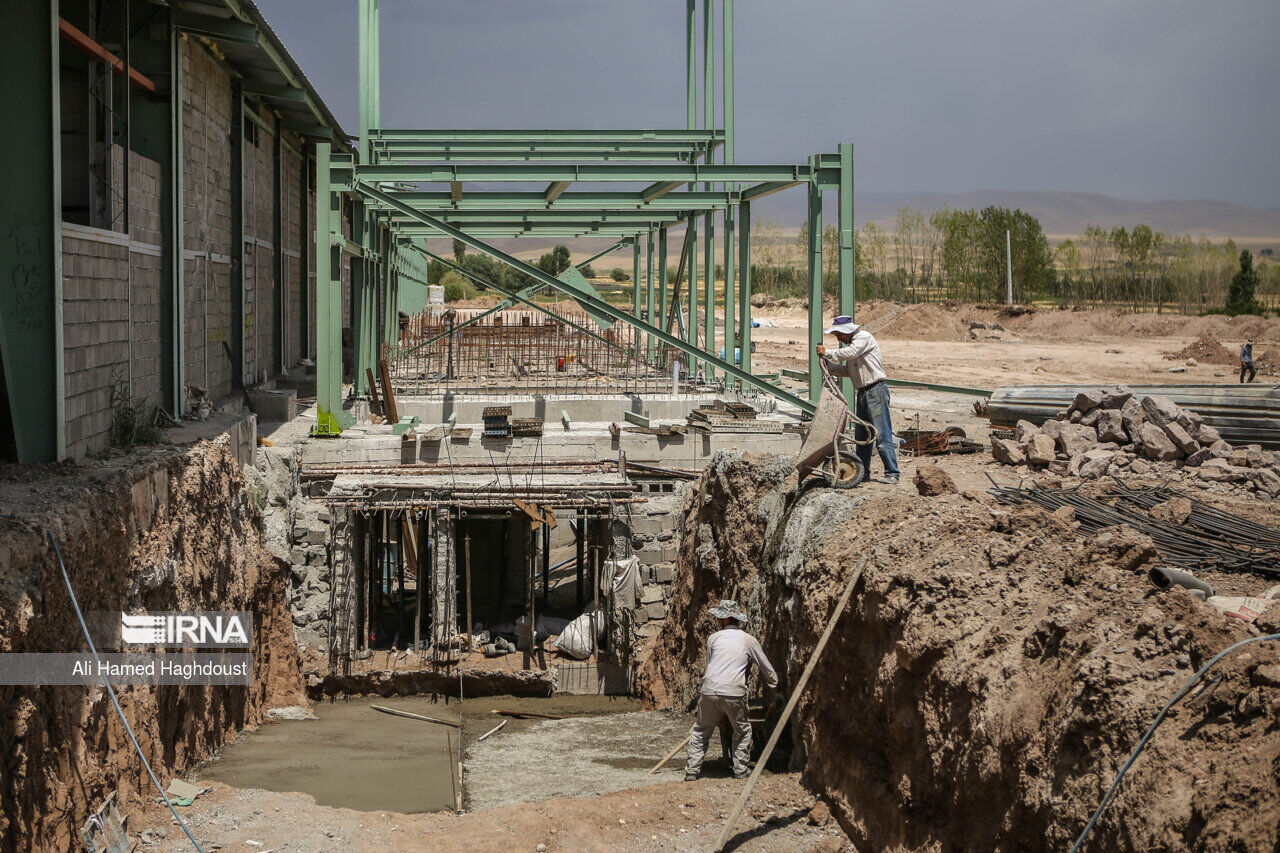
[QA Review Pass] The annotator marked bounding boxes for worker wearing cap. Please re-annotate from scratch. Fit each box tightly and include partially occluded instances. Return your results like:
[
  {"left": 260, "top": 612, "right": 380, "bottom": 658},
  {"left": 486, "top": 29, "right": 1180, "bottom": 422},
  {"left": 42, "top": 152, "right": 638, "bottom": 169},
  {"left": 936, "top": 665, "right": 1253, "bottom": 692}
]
[
  {"left": 816, "top": 315, "right": 900, "bottom": 484},
  {"left": 1241, "top": 339, "right": 1256, "bottom": 384},
  {"left": 684, "top": 600, "right": 778, "bottom": 781}
]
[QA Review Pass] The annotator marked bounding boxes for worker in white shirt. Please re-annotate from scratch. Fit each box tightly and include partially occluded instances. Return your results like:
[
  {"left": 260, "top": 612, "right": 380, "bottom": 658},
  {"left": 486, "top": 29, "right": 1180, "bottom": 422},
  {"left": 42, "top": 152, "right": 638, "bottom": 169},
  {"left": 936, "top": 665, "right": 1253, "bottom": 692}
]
[
  {"left": 684, "top": 600, "right": 778, "bottom": 781},
  {"left": 816, "top": 314, "right": 900, "bottom": 484}
]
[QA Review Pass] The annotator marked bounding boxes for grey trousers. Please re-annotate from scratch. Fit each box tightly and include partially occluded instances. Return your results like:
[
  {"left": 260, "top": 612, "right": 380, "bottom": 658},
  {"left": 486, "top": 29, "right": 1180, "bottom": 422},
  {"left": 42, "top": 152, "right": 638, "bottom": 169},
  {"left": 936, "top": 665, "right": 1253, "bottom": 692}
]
[{"left": 685, "top": 693, "right": 752, "bottom": 776}]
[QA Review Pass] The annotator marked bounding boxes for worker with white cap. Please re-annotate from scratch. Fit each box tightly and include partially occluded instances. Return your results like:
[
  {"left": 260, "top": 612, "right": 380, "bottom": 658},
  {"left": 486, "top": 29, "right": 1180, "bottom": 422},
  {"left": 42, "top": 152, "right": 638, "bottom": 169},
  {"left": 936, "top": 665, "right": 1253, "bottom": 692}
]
[
  {"left": 816, "top": 314, "right": 900, "bottom": 484},
  {"left": 684, "top": 600, "right": 778, "bottom": 781}
]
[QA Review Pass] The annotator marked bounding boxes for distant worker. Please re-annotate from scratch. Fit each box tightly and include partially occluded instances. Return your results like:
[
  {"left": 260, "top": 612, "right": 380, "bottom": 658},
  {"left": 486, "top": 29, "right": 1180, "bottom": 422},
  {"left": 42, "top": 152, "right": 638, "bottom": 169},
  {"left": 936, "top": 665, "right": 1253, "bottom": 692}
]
[
  {"left": 1241, "top": 339, "right": 1256, "bottom": 384},
  {"left": 684, "top": 601, "right": 777, "bottom": 782},
  {"left": 816, "top": 315, "right": 900, "bottom": 484}
]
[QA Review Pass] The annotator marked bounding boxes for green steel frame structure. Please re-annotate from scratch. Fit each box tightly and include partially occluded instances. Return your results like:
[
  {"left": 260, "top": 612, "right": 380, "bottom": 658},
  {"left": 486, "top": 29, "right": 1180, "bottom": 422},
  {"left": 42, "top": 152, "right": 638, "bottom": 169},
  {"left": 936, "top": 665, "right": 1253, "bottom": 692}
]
[{"left": 315, "top": 0, "right": 858, "bottom": 433}]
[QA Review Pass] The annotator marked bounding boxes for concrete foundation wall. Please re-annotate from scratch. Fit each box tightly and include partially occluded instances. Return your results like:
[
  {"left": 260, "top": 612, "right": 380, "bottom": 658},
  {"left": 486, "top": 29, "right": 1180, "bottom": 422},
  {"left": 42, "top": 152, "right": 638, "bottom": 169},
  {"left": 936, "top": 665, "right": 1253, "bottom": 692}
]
[{"left": 393, "top": 392, "right": 774, "bottom": 425}]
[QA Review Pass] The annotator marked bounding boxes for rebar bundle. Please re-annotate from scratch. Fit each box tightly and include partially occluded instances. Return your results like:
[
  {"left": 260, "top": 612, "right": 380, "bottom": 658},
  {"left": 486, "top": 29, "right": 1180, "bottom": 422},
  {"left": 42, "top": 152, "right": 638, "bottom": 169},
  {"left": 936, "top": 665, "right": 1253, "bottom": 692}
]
[{"left": 989, "top": 482, "right": 1280, "bottom": 579}]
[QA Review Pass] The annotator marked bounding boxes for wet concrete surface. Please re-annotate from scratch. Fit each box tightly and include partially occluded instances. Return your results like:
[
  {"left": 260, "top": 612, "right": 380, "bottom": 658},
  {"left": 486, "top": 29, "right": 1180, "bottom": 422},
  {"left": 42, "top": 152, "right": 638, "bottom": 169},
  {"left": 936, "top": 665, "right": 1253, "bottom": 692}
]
[{"left": 198, "top": 695, "right": 657, "bottom": 815}]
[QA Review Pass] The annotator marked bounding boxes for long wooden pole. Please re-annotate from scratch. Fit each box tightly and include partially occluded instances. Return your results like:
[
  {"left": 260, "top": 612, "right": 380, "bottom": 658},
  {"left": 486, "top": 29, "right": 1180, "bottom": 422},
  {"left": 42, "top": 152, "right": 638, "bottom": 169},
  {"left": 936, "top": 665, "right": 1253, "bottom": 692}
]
[
  {"left": 403, "top": 513, "right": 421, "bottom": 656},
  {"left": 369, "top": 704, "right": 461, "bottom": 729},
  {"left": 649, "top": 734, "right": 691, "bottom": 774},
  {"left": 713, "top": 555, "right": 868, "bottom": 852}
]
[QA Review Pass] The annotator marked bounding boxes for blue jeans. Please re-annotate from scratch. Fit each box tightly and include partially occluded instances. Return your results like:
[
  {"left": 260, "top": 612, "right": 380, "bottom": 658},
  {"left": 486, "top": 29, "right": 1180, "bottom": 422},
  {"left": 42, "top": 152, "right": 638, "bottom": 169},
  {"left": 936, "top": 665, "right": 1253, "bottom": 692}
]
[{"left": 855, "top": 382, "right": 899, "bottom": 481}]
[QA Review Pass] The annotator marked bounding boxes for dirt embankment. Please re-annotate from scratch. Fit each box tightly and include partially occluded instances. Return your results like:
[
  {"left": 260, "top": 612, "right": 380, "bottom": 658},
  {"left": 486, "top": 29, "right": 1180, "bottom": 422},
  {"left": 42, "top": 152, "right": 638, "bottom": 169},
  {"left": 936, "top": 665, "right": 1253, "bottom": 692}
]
[
  {"left": 637, "top": 452, "right": 1280, "bottom": 852},
  {"left": 0, "top": 434, "right": 306, "bottom": 852}
]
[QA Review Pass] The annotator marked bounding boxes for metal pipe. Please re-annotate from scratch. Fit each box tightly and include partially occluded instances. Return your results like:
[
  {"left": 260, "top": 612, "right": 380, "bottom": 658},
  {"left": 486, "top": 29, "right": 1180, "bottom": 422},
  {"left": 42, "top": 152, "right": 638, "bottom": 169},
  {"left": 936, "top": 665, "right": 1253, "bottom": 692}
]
[{"left": 1148, "top": 566, "right": 1215, "bottom": 599}]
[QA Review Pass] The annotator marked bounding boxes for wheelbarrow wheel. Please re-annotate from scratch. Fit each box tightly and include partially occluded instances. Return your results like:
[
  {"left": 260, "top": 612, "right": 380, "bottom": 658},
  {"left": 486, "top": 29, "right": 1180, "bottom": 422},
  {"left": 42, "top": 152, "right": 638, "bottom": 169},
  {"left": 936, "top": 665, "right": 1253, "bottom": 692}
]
[{"left": 822, "top": 451, "right": 865, "bottom": 489}]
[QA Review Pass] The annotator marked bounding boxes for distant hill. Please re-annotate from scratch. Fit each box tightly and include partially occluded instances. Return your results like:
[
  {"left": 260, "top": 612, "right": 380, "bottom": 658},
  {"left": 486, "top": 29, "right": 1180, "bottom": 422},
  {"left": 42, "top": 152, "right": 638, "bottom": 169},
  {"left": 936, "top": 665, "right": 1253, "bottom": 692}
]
[{"left": 853, "top": 191, "right": 1280, "bottom": 238}]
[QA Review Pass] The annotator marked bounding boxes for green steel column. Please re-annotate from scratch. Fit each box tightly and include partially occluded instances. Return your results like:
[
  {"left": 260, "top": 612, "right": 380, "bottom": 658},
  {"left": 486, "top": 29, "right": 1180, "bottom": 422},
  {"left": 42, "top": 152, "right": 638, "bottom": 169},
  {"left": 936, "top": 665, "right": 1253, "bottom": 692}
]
[
  {"left": 838, "top": 142, "right": 856, "bottom": 401},
  {"left": 658, "top": 228, "right": 668, "bottom": 342},
  {"left": 171, "top": 26, "right": 187, "bottom": 412},
  {"left": 299, "top": 147, "right": 311, "bottom": 358},
  {"left": 724, "top": 203, "right": 736, "bottom": 381},
  {"left": 631, "top": 238, "right": 641, "bottom": 319},
  {"left": 687, "top": 218, "right": 698, "bottom": 376},
  {"left": 351, "top": 203, "right": 368, "bottom": 393},
  {"left": 0, "top": 0, "right": 63, "bottom": 460},
  {"left": 702, "top": 0, "right": 714, "bottom": 380},
  {"left": 703, "top": 213, "right": 714, "bottom": 379},
  {"left": 644, "top": 229, "right": 655, "bottom": 358},
  {"left": 724, "top": 0, "right": 734, "bottom": 169},
  {"left": 686, "top": 0, "right": 696, "bottom": 130},
  {"left": 315, "top": 143, "right": 351, "bottom": 434},
  {"left": 230, "top": 82, "right": 244, "bottom": 390},
  {"left": 272, "top": 114, "right": 285, "bottom": 373},
  {"left": 738, "top": 200, "right": 752, "bottom": 374},
  {"left": 807, "top": 159, "right": 824, "bottom": 405}
]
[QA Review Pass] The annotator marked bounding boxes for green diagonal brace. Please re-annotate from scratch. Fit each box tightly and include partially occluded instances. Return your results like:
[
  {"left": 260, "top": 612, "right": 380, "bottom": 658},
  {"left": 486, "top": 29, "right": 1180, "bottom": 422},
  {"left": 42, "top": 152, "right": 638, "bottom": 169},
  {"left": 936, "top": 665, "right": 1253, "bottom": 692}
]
[{"left": 356, "top": 182, "right": 815, "bottom": 415}]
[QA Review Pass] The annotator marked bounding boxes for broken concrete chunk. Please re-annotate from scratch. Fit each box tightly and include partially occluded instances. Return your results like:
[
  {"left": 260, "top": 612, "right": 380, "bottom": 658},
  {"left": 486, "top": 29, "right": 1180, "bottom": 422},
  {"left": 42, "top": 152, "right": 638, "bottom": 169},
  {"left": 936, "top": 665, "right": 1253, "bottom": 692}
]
[
  {"left": 992, "top": 439, "right": 1026, "bottom": 465},
  {"left": 1101, "top": 386, "right": 1135, "bottom": 409},
  {"left": 1080, "top": 409, "right": 1102, "bottom": 427},
  {"left": 1095, "top": 409, "right": 1127, "bottom": 444},
  {"left": 1160, "top": 421, "right": 1199, "bottom": 456},
  {"left": 1140, "top": 395, "right": 1181, "bottom": 426},
  {"left": 1072, "top": 389, "right": 1104, "bottom": 414},
  {"left": 1120, "top": 397, "right": 1146, "bottom": 437},
  {"left": 1252, "top": 467, "right": 1280, "bottom": 498},
  {"left": 1058, "top": 423, "right": 1099, "bottom": 458},
  {"left": 1014, "top": 419, "right": 1039, "bottom": 443},
  {"left": 1026, "top": 433, "right": 1056, "bottom": 467},
  {"left": 1184, "top": 447, "right": 1213, "bottom": 467},
  {"left": 1209, "top": 440, "right": 1233, "bottom": 459},
  {"left": 1039, "top": 419, "right": 1064, "bottom": 442},
  {"left": 1192, "top": 423, "right": 1222, "bottom": 446},
  {"left": 1079, "top": 451, "right": 1114, "bottom": 479},
  {"left": 1138, "top": 422, "right": 1181, "bottom": 461}
]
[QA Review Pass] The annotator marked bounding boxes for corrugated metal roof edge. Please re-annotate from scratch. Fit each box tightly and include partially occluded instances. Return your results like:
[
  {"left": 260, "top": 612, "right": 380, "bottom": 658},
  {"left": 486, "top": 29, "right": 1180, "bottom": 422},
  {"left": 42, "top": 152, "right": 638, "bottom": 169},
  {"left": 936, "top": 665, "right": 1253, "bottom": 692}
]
[{"left": 229, "top": 0, "right": 353, "bottom": 152}]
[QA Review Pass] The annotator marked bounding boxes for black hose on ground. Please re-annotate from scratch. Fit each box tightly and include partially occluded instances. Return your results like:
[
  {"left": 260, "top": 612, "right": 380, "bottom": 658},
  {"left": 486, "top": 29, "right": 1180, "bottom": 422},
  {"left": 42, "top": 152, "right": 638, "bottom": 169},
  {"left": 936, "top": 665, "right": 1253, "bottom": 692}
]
[{"left": 1069, "top": 632, "right": 1280, "bottom": 853}]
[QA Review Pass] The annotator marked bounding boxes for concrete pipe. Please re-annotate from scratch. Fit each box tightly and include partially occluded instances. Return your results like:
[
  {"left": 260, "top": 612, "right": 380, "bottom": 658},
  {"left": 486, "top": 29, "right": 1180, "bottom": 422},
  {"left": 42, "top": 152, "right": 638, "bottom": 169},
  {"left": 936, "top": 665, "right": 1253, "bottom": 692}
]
[{"left": 1149, "top": 566, "right": 1215, "bottom": 600}]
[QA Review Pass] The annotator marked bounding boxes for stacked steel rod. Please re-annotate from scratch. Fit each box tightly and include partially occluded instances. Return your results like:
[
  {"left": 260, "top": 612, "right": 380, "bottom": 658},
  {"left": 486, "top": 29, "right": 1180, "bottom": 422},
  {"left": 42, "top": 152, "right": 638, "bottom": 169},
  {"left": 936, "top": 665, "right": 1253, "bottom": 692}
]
[{"left": 990, "top": 482, "right": 1280, "bottom": 579}]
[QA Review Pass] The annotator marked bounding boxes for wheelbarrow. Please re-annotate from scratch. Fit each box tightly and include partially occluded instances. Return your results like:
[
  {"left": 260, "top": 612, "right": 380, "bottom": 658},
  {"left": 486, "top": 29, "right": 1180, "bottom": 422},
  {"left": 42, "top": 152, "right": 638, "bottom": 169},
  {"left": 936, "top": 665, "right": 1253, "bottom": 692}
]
[{"left": 795, "top": 361, "right": 879, "bottom": 489}]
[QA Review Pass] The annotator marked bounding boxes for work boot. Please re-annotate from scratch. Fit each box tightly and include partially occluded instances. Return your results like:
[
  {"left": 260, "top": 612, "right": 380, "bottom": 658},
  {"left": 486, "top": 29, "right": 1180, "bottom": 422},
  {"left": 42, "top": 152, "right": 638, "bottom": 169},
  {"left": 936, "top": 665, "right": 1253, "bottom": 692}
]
[
  {"left": 684, "top": 772, "right": 699, "bottom": 782},
  {"left": 733, "top": 770, "right": 750, "bottom": 780},
  {"left": 882, "top": 474, "right": 900, "bottom": 484}
]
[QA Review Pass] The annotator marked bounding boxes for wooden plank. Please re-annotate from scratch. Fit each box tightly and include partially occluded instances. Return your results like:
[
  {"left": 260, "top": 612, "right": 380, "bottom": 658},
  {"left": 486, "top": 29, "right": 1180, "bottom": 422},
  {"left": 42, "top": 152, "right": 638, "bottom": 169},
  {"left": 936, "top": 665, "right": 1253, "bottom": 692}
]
[
  {"left": 366, "top": 368, "right": 383, "bottom": 417},
  {"left": 377, "top": 357, "right": 400, "bottom": 423},
  {"left": 370, "top": 704, "right": 462, "bottom": 728}
]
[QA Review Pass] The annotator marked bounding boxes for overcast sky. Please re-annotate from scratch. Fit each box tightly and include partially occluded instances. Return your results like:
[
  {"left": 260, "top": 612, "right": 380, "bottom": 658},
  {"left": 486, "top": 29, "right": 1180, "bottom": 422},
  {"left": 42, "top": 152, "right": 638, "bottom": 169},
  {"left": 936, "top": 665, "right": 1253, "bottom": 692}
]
[{"left": 259, "top": 0, "right": 1280, "bottom": 209}]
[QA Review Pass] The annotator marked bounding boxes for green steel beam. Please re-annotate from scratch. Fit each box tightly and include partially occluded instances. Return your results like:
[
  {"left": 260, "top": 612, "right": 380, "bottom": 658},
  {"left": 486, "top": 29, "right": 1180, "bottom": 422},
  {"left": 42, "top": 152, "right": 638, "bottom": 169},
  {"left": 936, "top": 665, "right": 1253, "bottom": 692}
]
[
  {"left": 244, "top": 81, "right": 307, "bottom": 102},
  {"left": 641, "top": 181, "right": 684, "bottom": 201},
  {"left": 740, "top": 180, "right": 802, "bottom": 201},
  {"left": 335, "top": 163, "right": 818, "bottom": 184},
  {"left": 390, "top": 210, "right": 689, "bottom": 223},
  {"left": 644, "top": 230, "right": 655, "bottom": 358},
  {"left": 0, "top": 1, "right": 62, "bottom": 460},
  {"left": 687, "top": 0, "right": 696, "bottom": 132},
  {"left": 632, "top": 239, "right": 642, "bottom": 322},
  {"left": 282, "top": 123, "right": 335, "bottom": 140},
  {"left": 370, "top": 129, "right": 723, "bottom": 142},
  {"left": 169, "top": 19, "right": 187, "bottom": 415},
  {"left": 354, "top": 181, "right": 815, "bottom": 414},
  {"left": 724, "top": 0, "right": 735, "bottom": 170},
  {"left": 171, "top": 9, "right": 259, "bottom": 45},
  {"left": 273, "top": 113, "right": 285, "bottom": 373},
  {"left": 724, "top": 202, "right": 736, "bottom": 375},
  {"left": 374, "top": 139, "right": 717, "bottom": 153},
  {"left": 362, "top": 190, "right": 738, "bottom": 210},
  {"left": 545, "top": 180, "right": 571, "bottom": 202},
  {"left": 658, "top": 228, "right": 669, "bottom": 347},
  {"left": 886, "top": 379, "right": 993, "bottom": 398}
]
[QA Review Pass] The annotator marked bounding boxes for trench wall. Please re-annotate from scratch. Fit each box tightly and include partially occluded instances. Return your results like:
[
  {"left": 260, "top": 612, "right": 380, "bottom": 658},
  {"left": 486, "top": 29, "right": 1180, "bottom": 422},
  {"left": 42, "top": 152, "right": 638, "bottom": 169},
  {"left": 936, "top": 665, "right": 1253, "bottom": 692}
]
[
  {"left": 0, "top": 417, "right": 306, "bottom": 852},
  {"left": 638, "top": 451, "right": 1280, "bottom": 852}
]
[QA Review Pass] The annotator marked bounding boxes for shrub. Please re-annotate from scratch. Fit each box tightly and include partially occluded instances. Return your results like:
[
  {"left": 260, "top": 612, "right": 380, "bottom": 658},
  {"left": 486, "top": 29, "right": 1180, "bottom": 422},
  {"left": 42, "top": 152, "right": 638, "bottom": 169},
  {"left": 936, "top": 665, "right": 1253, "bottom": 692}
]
[{"left": 440, "top": 271, "right": 476, "bottom": 302}]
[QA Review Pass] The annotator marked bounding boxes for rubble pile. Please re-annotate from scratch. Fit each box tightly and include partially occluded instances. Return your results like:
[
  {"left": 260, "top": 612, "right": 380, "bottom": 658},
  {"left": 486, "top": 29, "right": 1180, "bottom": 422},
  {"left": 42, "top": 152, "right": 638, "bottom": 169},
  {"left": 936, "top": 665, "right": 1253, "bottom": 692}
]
[{"left": 990, "top": 386, "right": 1280, "bottom": 497}]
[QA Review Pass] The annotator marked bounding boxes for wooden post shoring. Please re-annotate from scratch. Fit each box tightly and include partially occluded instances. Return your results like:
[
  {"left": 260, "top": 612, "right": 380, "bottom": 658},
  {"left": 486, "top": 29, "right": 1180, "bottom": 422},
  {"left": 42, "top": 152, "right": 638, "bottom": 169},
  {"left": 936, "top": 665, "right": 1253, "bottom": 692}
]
[
  {"left": 366, "top": 367, "right": 383, "bottom": 417},
  {"left": 713, "top": 555, "right": 869, "bottom": 852},
  {"left": 464, "top": 526, "right": 474, "bottom": 651},
  {"left": 395, "top": 512, "right": 406, "bottom": 648},
  {"left": 377, "top": 355, "right": 400, "bottom": 423},
  {"left": 476, "top": 719, "right": 508, "bottom": 742},
  {"left": 590, "top": 519, "right": 600, "bottom": 658},
  {"left": 575, "top": 512, "right": 585, "bottom": 611},
  {"left": 523, "top": 520, "right": 535, "bottom": 669},
  {"left": 403, "top": 513, "right": 421, "bottom": 655},
  {"left": 541, "top": 522, "right": 550, "bottom": 603}
]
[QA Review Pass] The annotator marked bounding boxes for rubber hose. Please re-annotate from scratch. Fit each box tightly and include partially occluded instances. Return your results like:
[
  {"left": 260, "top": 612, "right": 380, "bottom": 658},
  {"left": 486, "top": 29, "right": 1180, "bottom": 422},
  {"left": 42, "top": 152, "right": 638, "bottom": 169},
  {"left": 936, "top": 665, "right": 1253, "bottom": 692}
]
[{"left": 1148, "top": 566, "right": 1215, "bottom": 598}]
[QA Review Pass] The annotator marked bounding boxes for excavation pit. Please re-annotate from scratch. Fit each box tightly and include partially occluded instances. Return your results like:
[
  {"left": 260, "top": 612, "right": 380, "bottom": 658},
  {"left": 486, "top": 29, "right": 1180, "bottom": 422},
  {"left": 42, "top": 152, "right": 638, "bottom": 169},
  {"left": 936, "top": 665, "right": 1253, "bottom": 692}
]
[{"left": 196, "top": 695, "right": 684, "bottom": 815}]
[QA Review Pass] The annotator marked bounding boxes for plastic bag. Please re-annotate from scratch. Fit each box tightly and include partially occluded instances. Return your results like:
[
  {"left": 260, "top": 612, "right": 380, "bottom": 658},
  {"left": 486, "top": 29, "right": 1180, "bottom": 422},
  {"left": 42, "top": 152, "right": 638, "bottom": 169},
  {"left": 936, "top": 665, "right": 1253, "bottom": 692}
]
[{"left": 553, "top": 608, "right": 605, "bottom": 659}]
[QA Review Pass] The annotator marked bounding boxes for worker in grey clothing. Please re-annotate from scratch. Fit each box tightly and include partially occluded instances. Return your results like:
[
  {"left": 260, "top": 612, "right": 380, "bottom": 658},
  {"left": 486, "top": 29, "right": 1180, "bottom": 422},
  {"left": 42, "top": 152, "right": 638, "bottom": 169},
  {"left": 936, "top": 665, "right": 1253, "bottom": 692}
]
[
  {"left": 684, "top": 600, "right": 778, "bottom": 781},
  {"left": 1241, "top": 339, "right": 1256, "bottom": 384},
  {"left": 817, "top": 315, "right": 900, "bottom": 484}
]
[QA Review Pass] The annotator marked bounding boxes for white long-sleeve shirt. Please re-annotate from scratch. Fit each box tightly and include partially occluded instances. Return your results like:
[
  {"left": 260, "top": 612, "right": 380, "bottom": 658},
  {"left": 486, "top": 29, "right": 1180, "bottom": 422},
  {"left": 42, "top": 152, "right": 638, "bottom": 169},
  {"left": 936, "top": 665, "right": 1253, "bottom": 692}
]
[
  {"left": 700, "top": 627, "right": 778, "bottom": 697},
  {"left": 821, "top": 328, "right": 887, "bottom": 389}
]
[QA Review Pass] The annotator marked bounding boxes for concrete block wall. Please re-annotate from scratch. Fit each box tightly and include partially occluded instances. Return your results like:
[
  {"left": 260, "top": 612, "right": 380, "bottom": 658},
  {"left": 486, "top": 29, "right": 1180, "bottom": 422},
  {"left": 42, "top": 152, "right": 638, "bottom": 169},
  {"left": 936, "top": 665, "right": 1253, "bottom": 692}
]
[
  {"left": 182, "top": 38, "right": 234, "bottom": 399},
  {"left": 62, "top": 232, "right": 130, "bottom": 456},
  {"left": 128, "top": 150, "right": 163, "bottom": 405}
]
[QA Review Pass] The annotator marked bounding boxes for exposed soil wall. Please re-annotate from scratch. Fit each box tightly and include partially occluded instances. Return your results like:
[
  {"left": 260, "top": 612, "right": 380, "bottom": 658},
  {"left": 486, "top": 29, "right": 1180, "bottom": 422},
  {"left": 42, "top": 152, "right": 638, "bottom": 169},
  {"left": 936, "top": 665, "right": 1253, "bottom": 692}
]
[
  {"left": 0, "top": 430, "right": 305, "bottom": 852},
  {"left": 638, "top": 451, "right": 1280, "bottom": 852}
]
